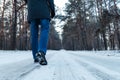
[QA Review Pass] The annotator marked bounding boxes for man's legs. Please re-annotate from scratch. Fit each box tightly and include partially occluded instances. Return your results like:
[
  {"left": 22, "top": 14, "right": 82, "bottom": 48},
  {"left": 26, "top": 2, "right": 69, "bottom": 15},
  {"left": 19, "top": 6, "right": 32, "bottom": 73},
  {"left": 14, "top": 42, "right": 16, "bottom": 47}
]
[
  {"left": 38, "top": 19, "right": 50, "bottom": 55},
  {"left": 30, "top": 19, "right": 49, "bottom": 64},
  {"left": 30, "top": 20, "right": 38, "bottom": 60}
]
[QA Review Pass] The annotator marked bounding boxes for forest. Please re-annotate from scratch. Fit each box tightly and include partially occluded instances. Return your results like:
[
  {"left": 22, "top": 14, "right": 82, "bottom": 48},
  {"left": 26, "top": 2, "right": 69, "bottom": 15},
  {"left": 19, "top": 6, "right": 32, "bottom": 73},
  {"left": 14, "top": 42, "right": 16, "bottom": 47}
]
[{"left": 0, "top": 0, "right": 120, "bottom": 50}]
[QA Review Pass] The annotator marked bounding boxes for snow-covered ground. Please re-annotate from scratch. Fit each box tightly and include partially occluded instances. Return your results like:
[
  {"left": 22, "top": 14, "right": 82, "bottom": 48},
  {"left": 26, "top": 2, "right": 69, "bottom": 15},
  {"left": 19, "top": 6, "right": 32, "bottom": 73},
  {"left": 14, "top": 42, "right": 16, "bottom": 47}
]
[{"left": 0, "top": 50, "right": 120, "bottom": 80}]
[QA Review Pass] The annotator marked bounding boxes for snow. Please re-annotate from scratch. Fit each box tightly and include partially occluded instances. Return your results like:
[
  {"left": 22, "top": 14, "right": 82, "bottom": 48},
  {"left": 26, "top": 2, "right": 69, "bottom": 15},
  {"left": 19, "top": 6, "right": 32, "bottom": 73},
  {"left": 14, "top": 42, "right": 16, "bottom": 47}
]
[
  {"left": 0, "top": 50, "right": 32, "bottom": 65},
  {"left": 0, "top": 50, "right": 120, "bottom": 80}
]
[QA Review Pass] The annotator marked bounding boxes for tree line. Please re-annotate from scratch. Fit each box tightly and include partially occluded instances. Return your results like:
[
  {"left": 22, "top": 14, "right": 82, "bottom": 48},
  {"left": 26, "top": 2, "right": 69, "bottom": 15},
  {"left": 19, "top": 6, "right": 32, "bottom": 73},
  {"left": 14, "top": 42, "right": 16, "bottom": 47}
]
[
  {"left": 62, "top": 0, "right": 120, "bottom": 50},
  {"left": 0, "top": 0, "right": 120, "bottom": 50}
]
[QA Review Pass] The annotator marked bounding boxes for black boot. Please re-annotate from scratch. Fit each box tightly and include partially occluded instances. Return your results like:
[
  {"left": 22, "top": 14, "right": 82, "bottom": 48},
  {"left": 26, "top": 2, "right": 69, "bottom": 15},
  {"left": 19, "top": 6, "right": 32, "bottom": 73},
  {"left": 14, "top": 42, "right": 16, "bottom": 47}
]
[
  {"left": 34, "top": 58, "right": 39, "bottom": 63},
  {"left": 36, "top": 52, "right": 47, "bottom": 65}
]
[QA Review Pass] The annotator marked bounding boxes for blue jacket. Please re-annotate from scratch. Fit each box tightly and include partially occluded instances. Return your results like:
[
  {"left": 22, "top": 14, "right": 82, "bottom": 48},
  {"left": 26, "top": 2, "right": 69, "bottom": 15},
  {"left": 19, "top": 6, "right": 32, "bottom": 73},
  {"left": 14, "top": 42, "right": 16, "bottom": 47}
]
[{"left": 24, "top": 0, "right": 55, "bottom": 22}]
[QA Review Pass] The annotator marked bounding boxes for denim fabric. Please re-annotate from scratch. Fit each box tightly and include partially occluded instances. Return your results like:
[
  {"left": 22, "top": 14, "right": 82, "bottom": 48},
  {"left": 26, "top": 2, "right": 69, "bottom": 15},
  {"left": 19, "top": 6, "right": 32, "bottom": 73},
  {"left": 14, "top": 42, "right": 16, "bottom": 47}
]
[{"left": 30, "top": 19, "right": 50, "bottom": 59}]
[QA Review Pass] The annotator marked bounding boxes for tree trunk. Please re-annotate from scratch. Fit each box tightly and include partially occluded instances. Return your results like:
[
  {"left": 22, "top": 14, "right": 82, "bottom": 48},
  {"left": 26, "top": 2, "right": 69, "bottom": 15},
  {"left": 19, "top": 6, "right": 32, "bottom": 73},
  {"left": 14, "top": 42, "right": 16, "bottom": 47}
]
[
  {"left": 0, "top": 0, "right": 6, "bottom": 49},
  {"left": 11, "top": 0, "right": 17, "bottom": 50},
  {"left": 102, "top": 31, "right": 107, "bottom": 50}
]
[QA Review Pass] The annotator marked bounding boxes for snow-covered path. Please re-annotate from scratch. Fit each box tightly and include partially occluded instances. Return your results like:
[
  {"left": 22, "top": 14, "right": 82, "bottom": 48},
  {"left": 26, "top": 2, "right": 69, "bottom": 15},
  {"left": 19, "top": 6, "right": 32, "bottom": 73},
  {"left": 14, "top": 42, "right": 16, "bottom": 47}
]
[{"left": 0, "top": 50, "right": 120, "bottom": 80}]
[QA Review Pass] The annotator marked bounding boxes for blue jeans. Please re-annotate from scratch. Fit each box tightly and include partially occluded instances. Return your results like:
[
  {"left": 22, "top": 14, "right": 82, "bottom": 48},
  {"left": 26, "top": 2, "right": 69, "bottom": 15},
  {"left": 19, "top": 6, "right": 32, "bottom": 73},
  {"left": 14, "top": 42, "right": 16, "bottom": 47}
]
[{"left": 30, "top": 19, "right": 50, "bottom": 60}]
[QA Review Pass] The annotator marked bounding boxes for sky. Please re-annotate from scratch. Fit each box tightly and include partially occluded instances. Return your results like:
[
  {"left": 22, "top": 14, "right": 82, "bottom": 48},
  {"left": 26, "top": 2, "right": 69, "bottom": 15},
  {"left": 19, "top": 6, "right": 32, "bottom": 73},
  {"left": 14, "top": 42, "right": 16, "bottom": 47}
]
[
  {"left": 53, "top": 0, "right": 68, "bottom": 36},
  {"left": 54, "top": 0, "right": 68, "bottom": 9}
]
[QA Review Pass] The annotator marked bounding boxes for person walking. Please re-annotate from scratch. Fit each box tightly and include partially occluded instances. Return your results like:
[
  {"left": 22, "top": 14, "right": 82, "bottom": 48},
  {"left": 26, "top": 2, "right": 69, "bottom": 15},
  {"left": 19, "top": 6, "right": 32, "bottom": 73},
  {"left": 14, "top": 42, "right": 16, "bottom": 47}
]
[{"left": 24, "top": 0, "right": 55, "bottom": 65}]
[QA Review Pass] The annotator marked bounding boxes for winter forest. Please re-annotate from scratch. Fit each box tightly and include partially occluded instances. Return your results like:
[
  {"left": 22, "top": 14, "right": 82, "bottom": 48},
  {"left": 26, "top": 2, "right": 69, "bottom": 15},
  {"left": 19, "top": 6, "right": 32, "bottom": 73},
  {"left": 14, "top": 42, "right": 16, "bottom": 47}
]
[{"left": 0, "top": 0, "right": 120, "bottom": 51}]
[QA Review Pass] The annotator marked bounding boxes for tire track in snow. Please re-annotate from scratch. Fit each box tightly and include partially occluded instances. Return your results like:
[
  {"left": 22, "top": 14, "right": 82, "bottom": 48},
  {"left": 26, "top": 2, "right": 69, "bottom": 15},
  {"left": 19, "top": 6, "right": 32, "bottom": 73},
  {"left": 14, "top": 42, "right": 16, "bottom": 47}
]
[
  {"left": 53, "top": 52, "right": 97, "bottom": 80},
  {"left": 21, "top": 51, "right": 97, "bottom": 80},
  {"left": 0, "top": 52, "right": 56, "bottom": 80},
  {"left": 2, "top": 51, "right": 120, "bottom": 80},
  {"left": 18, "top": 52, "right": 57, "bottom": 80},
  {"left": 69, "top": 53, "right": 120, "bottom": 80},
  {"left": 52, "top": 53, "right": 79, "bottom": 80},
  {"left": 0, "top": 59, "right": 40, "bottom": 80},
  {"left": 20, "top": 51, "right": 120, "bottom": 80}
]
